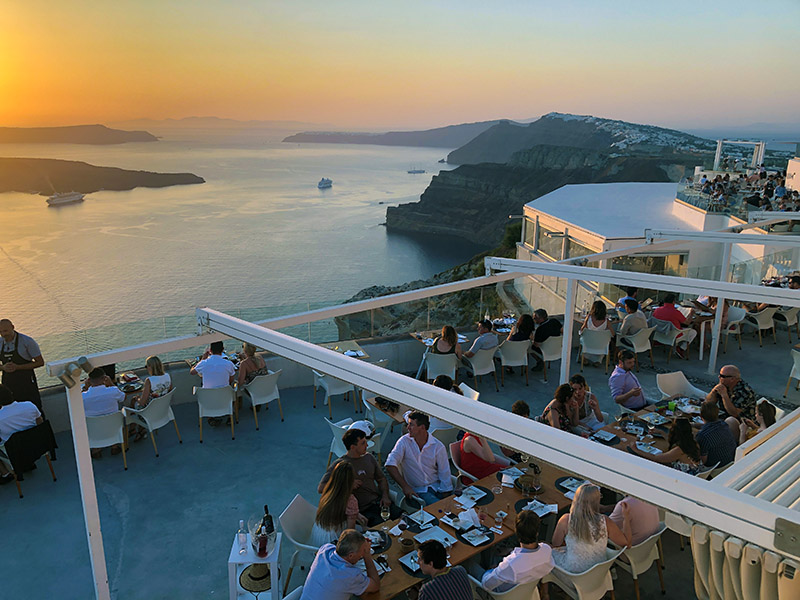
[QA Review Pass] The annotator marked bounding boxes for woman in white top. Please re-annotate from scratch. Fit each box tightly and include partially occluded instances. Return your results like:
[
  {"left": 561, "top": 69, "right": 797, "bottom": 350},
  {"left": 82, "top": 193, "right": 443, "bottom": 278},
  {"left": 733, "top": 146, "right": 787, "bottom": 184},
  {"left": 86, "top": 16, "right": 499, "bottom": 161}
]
[
  {"left": 579, "top": 301, "right": 610, "bottom": 365},
  {"left": 551, "top": 484, "right": 630, "bottom": 574},
  {"left": 132, "top": 355, "right": 171, "bottom": 441},
  {"left": 569, "top": 374, "right": 605, "bottom": 432}
]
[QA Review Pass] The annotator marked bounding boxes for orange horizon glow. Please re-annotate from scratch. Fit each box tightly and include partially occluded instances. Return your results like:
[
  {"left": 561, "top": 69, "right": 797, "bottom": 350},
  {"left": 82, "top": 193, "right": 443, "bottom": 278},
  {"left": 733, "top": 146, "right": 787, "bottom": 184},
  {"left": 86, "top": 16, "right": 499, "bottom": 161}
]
[{"left": 2, "top": 1, "right": 799, "bottom": 132}]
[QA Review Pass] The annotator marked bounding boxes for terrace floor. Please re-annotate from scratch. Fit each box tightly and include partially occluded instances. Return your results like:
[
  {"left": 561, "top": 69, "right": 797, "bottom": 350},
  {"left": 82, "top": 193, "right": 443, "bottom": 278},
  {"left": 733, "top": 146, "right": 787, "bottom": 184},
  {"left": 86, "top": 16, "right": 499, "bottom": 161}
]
[{"left": 4, "top": 326, "right": 797, "bottom": 599}]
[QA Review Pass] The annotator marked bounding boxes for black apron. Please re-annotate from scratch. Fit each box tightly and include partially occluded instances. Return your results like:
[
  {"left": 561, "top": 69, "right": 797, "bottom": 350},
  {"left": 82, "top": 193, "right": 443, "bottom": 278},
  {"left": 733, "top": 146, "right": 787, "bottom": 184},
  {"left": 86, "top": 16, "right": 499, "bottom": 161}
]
[{"left": 1, "top": 334, "right": 42, "bottom": 411}]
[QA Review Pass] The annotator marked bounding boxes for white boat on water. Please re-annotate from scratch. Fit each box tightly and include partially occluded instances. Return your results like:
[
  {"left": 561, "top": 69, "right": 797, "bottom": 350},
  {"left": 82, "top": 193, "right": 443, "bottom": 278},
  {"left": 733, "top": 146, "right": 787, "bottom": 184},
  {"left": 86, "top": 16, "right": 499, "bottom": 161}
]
[
  {"left": 317, "top": 178, "right": 333, "bottom": 189},
  {"left": 47, "top": 191, "right": 85, "bottom": 206},
  {"left": 407, "top": 167, "right": 426, "bottom": 174}
]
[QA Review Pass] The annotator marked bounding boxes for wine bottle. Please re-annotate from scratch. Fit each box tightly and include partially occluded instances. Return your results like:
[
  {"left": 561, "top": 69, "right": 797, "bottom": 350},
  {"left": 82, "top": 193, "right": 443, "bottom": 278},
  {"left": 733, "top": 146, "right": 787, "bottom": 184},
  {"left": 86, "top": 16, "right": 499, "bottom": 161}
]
[
  {"left": 261, "top": 504, "right": 275, "bottom": 535},
  {"left": 237, "top": 520, "right": 247, "bottom": 555}
]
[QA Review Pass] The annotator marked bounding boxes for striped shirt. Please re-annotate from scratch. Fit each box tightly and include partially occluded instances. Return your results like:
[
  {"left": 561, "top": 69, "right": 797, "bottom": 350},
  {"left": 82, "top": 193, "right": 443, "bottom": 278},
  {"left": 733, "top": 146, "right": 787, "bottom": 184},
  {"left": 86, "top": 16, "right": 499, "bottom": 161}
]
[
  {"left": 419, "top": 566, "right": 472, "bottom": 600},
  {"left": 696, "top": 420, "right": 736, "bottom": 467}
]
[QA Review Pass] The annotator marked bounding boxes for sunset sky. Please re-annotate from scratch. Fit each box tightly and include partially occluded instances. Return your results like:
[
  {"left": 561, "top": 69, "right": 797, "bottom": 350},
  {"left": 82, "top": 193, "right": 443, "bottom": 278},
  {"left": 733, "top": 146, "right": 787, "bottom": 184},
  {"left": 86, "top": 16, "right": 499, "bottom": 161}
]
[{"left": 2, "top": 0, "right": 798, "bottom": 130}]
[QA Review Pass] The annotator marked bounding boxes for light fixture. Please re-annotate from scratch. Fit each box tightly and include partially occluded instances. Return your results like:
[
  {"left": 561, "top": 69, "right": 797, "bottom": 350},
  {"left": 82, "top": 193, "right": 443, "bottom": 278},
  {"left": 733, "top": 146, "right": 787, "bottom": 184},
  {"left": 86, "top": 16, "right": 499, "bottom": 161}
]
[
  {"left": 57, "top": 361, "right": 83, "bottom": 388},
  {"left": 543, "top": 231, "right": 566, "bottom": 238}
]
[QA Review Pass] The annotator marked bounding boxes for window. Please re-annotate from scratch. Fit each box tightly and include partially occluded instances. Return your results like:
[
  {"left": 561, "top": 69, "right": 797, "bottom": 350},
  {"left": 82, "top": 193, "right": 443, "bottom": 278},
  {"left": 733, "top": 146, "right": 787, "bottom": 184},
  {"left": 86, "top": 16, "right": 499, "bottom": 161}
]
[
  {"left": 524, "top": 217, "right": 536, "bottom": 247},
  {"left": 566, "top": 239, "right": 596, "bottom": 260},
  {"left": 537, "top": 226, "right": 563, "bottom": 260}
]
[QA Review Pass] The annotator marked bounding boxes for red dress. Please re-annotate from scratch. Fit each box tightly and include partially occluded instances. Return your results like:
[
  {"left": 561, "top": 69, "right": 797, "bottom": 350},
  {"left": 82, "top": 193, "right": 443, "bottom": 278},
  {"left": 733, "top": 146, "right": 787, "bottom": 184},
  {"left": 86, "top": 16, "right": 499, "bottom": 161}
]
[{"left": 460, "top": 433, "right": 504, "bottom": 479}]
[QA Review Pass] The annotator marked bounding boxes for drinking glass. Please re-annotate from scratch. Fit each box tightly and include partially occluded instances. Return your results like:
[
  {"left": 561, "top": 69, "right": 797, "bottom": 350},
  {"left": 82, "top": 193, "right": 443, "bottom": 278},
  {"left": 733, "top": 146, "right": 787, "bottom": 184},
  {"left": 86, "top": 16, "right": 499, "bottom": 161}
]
[
  {"left": 492, "top": 484, "right": 503, "bottom": 496},
  {"left": 494, "top": 512, "right": 503, "bottom": 528},
  {"left": 381, "top": 505, "right": 391, "bottom": 532},
  {"left": 519, "top": 452, "right": 530, "bottom": 465}
]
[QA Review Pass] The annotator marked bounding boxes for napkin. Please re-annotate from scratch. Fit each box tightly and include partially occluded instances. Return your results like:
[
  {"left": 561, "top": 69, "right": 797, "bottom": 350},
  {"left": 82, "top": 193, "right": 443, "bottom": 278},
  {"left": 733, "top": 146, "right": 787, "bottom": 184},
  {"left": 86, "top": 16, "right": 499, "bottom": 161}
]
[
  {"left": 454, "top": 495, "right": 477, "bottom": 510},
  {"left": 458, "top": 508, "right": 481, "bottom": 528},
  {"left": 389, "top": 524, "right": 403, "bottom": 537},
  {"left": 502, "top": 473, "right": 517, "bottom": 487},
  {"left": 525, "top": 500, "right": 558, "bottom": 517},
  {"left": 344, "top": 350, "right": 359, "bottom": 357},
  {"left": 565, "top": 491, "right": 575, "bottom": 500}
]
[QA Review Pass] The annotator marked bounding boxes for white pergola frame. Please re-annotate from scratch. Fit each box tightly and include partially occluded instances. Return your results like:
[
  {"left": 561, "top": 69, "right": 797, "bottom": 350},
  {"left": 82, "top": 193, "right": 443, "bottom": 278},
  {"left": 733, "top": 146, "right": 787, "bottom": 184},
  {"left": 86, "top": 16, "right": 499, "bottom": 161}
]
[{"left": 713, "top": 139, "right": 766, "bottom": 171}]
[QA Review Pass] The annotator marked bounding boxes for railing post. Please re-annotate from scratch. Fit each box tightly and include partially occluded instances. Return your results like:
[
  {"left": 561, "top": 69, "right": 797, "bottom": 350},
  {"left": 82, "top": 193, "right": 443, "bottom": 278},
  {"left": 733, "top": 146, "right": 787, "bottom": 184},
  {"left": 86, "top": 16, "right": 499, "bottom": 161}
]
[{"left": 560, "top": 278, "right": 577, "bottom": 383}]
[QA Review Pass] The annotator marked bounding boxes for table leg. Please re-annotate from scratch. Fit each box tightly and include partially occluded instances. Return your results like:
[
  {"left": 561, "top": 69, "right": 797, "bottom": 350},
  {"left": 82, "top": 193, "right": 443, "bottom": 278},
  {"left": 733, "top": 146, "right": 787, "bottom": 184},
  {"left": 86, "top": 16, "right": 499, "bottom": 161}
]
[
  {"left": 699, "top": 326, "right": 706, "bottom": 361},
  {"left": 228, "top": 561, "right": 237, "bottom": 600},
  {"left": 415, "top": 354, "right": 427, "bottom": 380}
]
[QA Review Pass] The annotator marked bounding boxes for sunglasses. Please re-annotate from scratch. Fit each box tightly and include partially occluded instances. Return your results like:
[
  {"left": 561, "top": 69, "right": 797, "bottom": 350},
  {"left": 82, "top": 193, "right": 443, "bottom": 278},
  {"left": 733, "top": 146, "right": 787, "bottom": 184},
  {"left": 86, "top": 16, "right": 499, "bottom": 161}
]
[{"left": 718, "top": 373, "right": 734, "bottom": 379}]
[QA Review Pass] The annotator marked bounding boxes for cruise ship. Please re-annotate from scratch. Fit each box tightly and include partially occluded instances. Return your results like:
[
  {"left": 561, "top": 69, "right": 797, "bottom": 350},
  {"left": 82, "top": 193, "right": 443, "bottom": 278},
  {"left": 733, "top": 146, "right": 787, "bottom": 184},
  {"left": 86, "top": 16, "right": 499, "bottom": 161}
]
[
  {"left": 5, "top": 147, "right": 800, "bottom": 599},
  {"left": 47, "top": 191, "right": 85, "bottom": 206},
  {"left": 317, "top": 177, "right": 332, "bottom": 189}
]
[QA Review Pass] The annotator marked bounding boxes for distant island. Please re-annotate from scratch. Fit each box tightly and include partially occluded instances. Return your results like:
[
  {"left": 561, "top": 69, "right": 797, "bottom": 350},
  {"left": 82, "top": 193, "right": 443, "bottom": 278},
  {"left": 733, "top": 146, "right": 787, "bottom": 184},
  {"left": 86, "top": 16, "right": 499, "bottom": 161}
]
[
  {"left": 282, "top": 120, "right": 508, "bottom": 149},
  {"left": 0, "top": 158, "right": 204, "bottom": 195},
  {"left": 0, "top": 124, "right": 157, "bottom": 145}
]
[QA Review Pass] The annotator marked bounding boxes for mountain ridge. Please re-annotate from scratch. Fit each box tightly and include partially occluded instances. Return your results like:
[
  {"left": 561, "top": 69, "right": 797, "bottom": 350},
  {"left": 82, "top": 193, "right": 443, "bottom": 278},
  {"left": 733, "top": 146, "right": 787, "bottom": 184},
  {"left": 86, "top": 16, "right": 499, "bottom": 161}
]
[{"left": 0, "top": 124, "right": 157, "bottom": 145}]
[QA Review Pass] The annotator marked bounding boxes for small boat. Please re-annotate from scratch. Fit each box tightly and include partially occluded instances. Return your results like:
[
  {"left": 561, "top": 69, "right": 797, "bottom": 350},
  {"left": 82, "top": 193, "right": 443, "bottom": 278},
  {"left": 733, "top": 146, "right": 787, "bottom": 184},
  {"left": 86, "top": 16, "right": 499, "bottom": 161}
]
[
  {"left": 317, "top": 178, "right": 333, "bottom": 189},
  {"left": 47, "top": 191, "right": 85, "bottom": 206},
  {"left": 407, "top": 168, "right": 426, "bottom": 174}
]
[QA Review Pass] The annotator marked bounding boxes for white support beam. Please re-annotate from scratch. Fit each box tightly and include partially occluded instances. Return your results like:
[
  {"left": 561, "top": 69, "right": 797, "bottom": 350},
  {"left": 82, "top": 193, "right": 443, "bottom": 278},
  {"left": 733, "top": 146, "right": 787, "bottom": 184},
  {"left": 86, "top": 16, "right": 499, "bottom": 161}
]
[
  {"left": 560, "top": 279, "right": 577, "bottom": 383},
  {"left": 198, "top": 307, "right": 800, "bottom": 558},
  {"left": 646, "top": 230, "right": 800, "bottom": 247},
  {"left": 706, "top": 242, "right": 733, "bottom": 374},
  {"left": 748, "top": 211, "right": 800, "bottom": 223}
]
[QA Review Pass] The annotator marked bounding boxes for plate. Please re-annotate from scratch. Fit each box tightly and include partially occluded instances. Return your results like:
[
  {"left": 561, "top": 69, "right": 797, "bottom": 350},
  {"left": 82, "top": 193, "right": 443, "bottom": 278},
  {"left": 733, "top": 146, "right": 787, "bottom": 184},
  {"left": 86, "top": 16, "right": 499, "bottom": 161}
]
[
  {"left": 457, "top": 527, "right": 495, "bottom": 547},
  {"left": 555, "top": 476, "right": 589, "bottom": 495},
  {"left": 365, "top": 530, "right": 392, "bottom": 554},
  {"left": 457, "top": 485, "right": 494, "bottom": 507}
]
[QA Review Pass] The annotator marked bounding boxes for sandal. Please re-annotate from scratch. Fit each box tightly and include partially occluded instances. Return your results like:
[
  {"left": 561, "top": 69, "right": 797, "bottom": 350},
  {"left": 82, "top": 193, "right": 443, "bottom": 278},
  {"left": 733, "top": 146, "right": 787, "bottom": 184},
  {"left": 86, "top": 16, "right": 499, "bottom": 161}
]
[{"left": 133, "top": 428, "right": 147, "bottom": 443}]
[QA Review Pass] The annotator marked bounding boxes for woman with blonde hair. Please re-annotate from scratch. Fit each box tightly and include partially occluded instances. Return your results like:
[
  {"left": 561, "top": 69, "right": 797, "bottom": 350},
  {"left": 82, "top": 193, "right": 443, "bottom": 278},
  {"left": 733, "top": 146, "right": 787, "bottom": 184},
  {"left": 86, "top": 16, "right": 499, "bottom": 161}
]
[
  {"left": 551, "top": 483, "right": 630, "bottom": 573},
  {"left": 132, "top": 355, "right": 172, "bottom": 441},
  {"left": 237, "top": 342, "right": 269, "bottom": 387},
  {"left": 430, "top": 325, "right": 462, "bottom": 359},
  {"left": 311, "top": 461, "right": 366, "bottom": 547}
]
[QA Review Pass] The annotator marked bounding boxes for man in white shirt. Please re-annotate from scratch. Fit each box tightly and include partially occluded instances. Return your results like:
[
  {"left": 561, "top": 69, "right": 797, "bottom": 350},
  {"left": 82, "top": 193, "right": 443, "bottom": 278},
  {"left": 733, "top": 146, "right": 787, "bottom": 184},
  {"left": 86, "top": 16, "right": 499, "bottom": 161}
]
[
  {"left": 386, "top": 411, "right": 453, "bottom": 506},
  {"left": 190, "top": 341, "right": 235, "bottom": 389},
  {"left": 81, "top": 368, "right": 126, "bottom": 457},
  {"left": 0, "top": 384, "right": 43, "bottom": 483}
]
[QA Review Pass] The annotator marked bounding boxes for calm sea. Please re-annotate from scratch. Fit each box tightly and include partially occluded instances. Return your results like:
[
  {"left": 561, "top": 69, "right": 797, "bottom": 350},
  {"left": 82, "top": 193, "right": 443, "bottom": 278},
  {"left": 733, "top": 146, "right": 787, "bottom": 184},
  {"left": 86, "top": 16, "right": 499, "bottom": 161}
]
[{"left": 0, "top": 129, "right": 482, "bottom": 357}]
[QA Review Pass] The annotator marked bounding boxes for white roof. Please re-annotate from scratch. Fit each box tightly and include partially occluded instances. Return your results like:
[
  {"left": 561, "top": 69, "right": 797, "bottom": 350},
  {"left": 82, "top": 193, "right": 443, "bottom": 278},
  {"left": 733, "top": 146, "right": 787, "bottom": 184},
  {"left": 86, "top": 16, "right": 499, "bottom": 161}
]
[{"left": 527, "top": 182, "right": 697, "bottom": 240}]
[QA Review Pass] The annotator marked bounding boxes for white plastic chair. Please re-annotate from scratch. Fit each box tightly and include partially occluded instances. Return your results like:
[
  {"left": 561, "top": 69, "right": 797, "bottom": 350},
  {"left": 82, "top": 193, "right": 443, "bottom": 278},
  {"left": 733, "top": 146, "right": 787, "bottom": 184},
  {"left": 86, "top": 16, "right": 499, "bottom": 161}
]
[
  {"left": 449, "top": 440, "right": 479, "bottom": 483},
  {"left": 656, "top": 372, "right": 708, "bottom": 400},
  {"left": 362, "top": 393, "right": 393, "bottom": 459},
  {"left": 284, "top": 586, "right": 304, "bottom": 600},
  {"left": 122, "top": 389, "right": 181, "bottom": 457},
  {"left": 539, "top": 335, "right": 563, "bottom": 382},
  {"left": 432, "top": 427, "right": 459, "bottom": 449},
  {"left": 665, "top": 510, "right": 692, "bottom": 552},
  {"left": 241, "top": 370, "right": 283, "bottom": 429},
  {"left": 578, "top": 330, "right": 612, "bottom": 374},
  {"left": 651, "top": 318, "right": 683, "bottom": 363},
  {"left": 86, "top": 412, "right": 128, "bottom": 470},
  {"left": 709, "top": 461, "right": 733, "bottom": 479},
  {"left": 497, "top": 340, "right": 530, "bottom": 386},
  {"left": 279, "top": 494, "right": 321, "bottom": 596},
  {"left": 458, "top": 382, "right": 480, "bottom": 402},
  {"left": 543, "top": 547, "right": 624, "bottom": 600},
  {"left": 194, "top": 386, "right": 235, "bottom": 442},
  {"left": 776, "top": 306, "right": 800, "bottom": 342},
  {"left": 696, "top": 461, "right": 719, "bottom": 480},
  {"left": 745, "top": 306, "right": 778, "bottom": 347},
  {"left": 324, "top": 417, "right": 374, "bottom": 468},
  {"left": 617, "top": 326, "right": 655, "bottom": 371},
  {"left": 312, "top": 369, "right": 357, "bottom": 419},
  {"left": 613, "top": 524, "right": 667, "bottom": 600},
  {"left": 758, "top": 396, "right": 786, "bottom": 421},
  {"left": 464, "top": 347, "right": 499, "bottom": 392},
  {"left": 467, "top": 572, "right": 541, "bottom": 600},
  {"left": 722, "top": 306, "right": 747, "bottom": 353},
  {"left": 424, "top": 352, "right": 459, "bottom": 383}
]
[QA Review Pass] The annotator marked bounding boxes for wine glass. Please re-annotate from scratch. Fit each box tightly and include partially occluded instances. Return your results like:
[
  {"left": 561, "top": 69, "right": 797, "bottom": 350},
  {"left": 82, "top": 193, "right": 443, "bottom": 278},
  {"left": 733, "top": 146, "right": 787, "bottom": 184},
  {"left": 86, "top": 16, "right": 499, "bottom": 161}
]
[
  {"left": 380, "top": 505, "right": 391, "bottom": 532},
  {"left": 494, "top": 511, "right": 503, "bottom": 529}
]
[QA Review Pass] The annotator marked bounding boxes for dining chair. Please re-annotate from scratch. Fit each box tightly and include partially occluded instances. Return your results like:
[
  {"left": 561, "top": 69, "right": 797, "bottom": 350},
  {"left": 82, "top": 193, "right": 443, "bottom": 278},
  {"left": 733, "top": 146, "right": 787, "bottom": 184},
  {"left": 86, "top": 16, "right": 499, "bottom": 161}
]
[
  {"left": 696, "top": 461, "right": 719, "bottom": 480},
  {"left": 240, "top": 370, "right": 283, "bottom": 429},
  {"left": 458, "top": 382, "right": 480, "bottom": 402},
  {"left": 612, "top": 524, "right": 667, "bottom": 600},
  {"left": 617, "top": 326, "right": 656, "bottom": 371},
  {"left": 194, "top": 386, "right": 236, "bottom": 442},
  {"left": 122, "top": 389, "right": 181, "bottom": 457},
  {"left": 449, "top": 440, "right": 479, "bottom": 483},
  {"left": 284, "top": 586, "right": 304, "bottom": 600},
  {"left": 542, "top": 547, "right": 624, "bottom": 600},
  {"left": 709, "top": 461, "right": 733, "bottom": 479},
  {"left": 424, "top": 352, "right": 458, "bottom": 383},
  {"left": 496, "top": 340, "right": 530, "bottom": 386},
  {"left": 463, "top": 348, "right": 499, "bottom": 392},
  {"left": 279, "top": 494, "right": 321, "bottom": 596},
  {"left": 0, "top": 420, "right": 58, "bottom": 499},
  {"left": 776, "top": 306, "right": 800, "bottom": 342},
  {"left": 431, "top": 426, "right": 459, "bottom": 450},
  {"left": 758, "top": 396, "right": 786, "bottom": 421},
  {"left": 664, "top": 510, "right": 692, "bottom": 552},
  {"left": 466, "top": 573, "right": 542, "bottom": 600},
  {"left": 312, "top": 369, "right": 357, "bottom": 419},
  {"left": 650, "top": 318, "right": 683, "bottom": 363},
  {"left": 361, "top": 393, "right": 393, "bottom": 459},
  {"left": 324, "top": 417, "right": 375, "bottom": 468},
  {"left": 578, "top": 330, "right": 612, "bottom": 374},
  {"left": 745, "top": 306, "right": 778, "bottom": 347},
  {"left": 655, "top": 372, "right": 708, "bottom": 400},
  {"left": 538, "top": 335, "right": 563, "bottom": 382},
  {"left": 722, "top": 306, "right": 747, "bottom": 353},
  {"left": 86, "top": 412, "right": 128, "bottom": 470}
]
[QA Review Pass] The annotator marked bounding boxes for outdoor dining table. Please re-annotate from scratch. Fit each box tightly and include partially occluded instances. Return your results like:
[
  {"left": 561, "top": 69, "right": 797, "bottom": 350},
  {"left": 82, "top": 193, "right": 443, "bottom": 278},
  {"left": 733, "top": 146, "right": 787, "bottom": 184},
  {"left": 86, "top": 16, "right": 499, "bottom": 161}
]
[
  {"left": 365, "top": 395, "right": 410, "bottom": 425},
  {"left": 319, "top": 340, "right": 371, "bottom": 360},
  {"left": 361, "top": 461, "right": 572, "bottom": 600}
]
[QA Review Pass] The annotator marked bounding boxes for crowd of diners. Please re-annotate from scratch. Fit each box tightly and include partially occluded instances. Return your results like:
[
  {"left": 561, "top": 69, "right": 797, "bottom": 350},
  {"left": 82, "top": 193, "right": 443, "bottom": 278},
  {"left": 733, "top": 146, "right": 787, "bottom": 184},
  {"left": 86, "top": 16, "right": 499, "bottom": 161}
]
[{"left": 685, "top": 167, "right": 800, "bottom": 215}]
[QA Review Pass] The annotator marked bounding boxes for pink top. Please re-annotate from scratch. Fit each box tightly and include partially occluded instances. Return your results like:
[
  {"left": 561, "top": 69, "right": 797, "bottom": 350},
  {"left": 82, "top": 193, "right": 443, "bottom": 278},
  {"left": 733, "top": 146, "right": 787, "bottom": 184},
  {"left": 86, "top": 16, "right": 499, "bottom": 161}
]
[
  {"left": 346, "top": 494, "right": 359, "bottom": 520},
  {"left": 609, "top": 497, "right": 660, "bottom": 545}
]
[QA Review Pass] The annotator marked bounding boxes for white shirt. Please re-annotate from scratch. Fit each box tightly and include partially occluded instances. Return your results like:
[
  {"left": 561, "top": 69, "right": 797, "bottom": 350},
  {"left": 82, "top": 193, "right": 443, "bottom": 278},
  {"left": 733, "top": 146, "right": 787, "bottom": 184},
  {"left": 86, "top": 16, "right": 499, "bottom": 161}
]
[
  {"left": 482, "top": 545, "right": 554, "bottom": 592},
  {"left": 82, "top": 385, "right": 125, "bottom": 417},
  {"left": 194, "top": 354, "right": 235, "bottom": 389},
  {"left": 0, "top": 401, "right": 41, "bottom": 442},
  {"left": 386, "top": 432, "right": 452, "bottom": 494},
  {"left": 147, "top": 373, "right": 171, "bottom": 398}
]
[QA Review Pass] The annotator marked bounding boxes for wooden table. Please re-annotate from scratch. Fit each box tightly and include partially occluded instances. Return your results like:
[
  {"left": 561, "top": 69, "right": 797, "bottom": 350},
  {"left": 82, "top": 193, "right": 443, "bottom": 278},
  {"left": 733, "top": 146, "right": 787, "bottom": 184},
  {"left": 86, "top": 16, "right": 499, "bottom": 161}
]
[
  {"left": 365, "top": 396, "right": 410, "bottom": 425},
  {"left": 362, "top": 462, "right": 572, "bottom": 600},
  {"left": 596, "top": 402, "right": 704, "bottom": 455},
  {"left": 319, "top": 340, "right": 370, "bottom": 360}
]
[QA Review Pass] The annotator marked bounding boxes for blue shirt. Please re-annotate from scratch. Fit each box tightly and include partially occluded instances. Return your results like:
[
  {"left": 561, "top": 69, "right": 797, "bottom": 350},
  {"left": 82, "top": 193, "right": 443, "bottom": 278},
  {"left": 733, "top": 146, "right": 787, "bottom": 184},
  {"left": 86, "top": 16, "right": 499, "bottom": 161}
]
[
  {"left": 300, "top": 543, "right": 369, "bottom": 600},
  {"left": 696, "top": 420, "right": 736, "bottom": 467}
]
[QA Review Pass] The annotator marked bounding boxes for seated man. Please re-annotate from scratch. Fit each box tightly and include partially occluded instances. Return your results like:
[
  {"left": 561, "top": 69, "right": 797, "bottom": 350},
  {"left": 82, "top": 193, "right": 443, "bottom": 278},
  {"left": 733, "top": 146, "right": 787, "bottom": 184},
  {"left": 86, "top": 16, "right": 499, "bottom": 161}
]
[
  {"left": 318, "top": 428, "right": 400, "bottom": 526},
  {"left": 618, "top": 299, "right": 648, "bottom": 344},
  {"left": 696, "top": 401, "right": 737, "bottom": 468},
  {"left": 651, "top": 293, "right": 697, "bottom": 359},
  {"left": 469, "top": 510, "right": 553, "bottom": 594},
  {"left": 416, "top": 540, "right": 472, "bottom": 600},
  {"left": 81, "top": 368, "right": 126, "bottom": 458},
  {"left": 462, "top": 319, "right": 498, "bottom": 369},
  {"left": 300, "top": 529, "right": 380, "bottom": 600},
  {"left": 615, "top": 287, "right": 638, "bottom": 312},
  {"left": 609, "top": 349, "right": 648, "bottom": 411},
  {"left": 531, "top": 309, "right": 562, "bottom": 371},
  {"left": 386, "top": 411, "right": 453, "bottom": 506},
  {"left": 190, "top": 341, "right": 235, "bottom": 389},
  {"left": 705, "top": 364, "right": 758, "bottom": 432},
  {"left": 0, "top": 384, "right": 43, "bottom": 484},
  {"left": 607, "top": 496, "right": 660, "bottom": 546}
]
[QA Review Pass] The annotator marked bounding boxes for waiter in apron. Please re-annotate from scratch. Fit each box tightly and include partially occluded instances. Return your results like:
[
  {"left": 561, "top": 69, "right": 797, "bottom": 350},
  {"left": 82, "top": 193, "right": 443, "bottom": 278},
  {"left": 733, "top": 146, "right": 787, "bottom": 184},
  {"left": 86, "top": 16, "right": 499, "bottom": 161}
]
[{"left": 0, "top": 319, "right": 44, "bottom": 413}]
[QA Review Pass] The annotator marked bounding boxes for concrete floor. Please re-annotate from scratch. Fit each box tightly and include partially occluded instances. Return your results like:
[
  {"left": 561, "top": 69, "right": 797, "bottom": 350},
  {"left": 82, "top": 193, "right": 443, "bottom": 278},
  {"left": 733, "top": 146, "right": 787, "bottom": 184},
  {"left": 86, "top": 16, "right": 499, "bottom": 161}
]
[{"left": 3, "top": 326, "right": 796, "bottom": 599}]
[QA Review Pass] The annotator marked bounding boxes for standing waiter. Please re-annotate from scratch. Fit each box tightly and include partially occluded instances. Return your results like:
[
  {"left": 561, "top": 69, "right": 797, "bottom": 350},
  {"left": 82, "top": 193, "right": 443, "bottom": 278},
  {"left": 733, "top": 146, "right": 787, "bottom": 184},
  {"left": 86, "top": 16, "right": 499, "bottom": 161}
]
[{"left": 0, "top": 319, "right": 45, "bottom": 413}]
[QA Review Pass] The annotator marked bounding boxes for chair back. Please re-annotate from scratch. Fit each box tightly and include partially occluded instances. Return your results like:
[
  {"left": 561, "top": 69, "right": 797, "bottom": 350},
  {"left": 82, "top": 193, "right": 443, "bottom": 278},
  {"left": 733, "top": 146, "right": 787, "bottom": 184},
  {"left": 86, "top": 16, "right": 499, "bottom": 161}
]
[
  {"left": 284, "top": 586, "right": 304, "bottom": 600},
  {"left": 449, "top": 440, "right": 478, "bottom": 482},
  {"left": 618, "top": 524, "right": 666, "bottom": 578},
  {"left": 696, "top": 462, "right": 719, "bottom": 480},
  {"left": 726, "top": 306, "right": 747, "bottom": 330},
  {"left": 278, "top": 494, "right": 320, "bottom": 552},
  {"left": 651, "top": 318, "right": 680, "bottom": 345},
  {"left": 790, "top": 349, "right": 800, "bottom": 382},
  {"left": 623, "top": 326, "right": 655, "bottom": 352},
  {"left": 539, "top": 335, "right": 563, "bottom": 362},
  {"left": 325, "top": 417, "right": 352, "bottom": 458},
  {"left": 664, "top": 511, "right": 692, "bottom": 537},
  {"left": 656, "top": 371, "right": 707, "bottom": 400},
  {"left": 362, "top": 393, "right": 393, "bottom": 428},
  {"left": 758, "top": 396, "right": 786, "bottom": 421},
  {"left": 432, "top": 427, "right": 459, "bottom": 449},
  {"left": 778, "top": 306, "right": 799, "bottom": 326},
  {"left": 243, "top": 370, "right": 282, "bottom": 406},
  {"left": 467, "top": 347, "right": 497, "bottom": 376},
  {"left": 195, "top": 386, "right": 234, "bottom": 418},
  {"left": 86, "top": 412, "right": 125, "bottom": 449},
  {"left": 750, "top": 306, "right": 778, "bottom": 329},
  {"left": 546, "top": 547, "right": 624, "bottom": 600},
  {"left": 458, "top": 382, "right": 480, "bottom": 402},
  {"left": 313, "top": 370, "right": 354, "bottom": 397},
  {"left": 424, "top": 352, "right": 458, "bottom": 381},
  {"left": 497, "top": 340, "right": 530, "bottom": 367},
  {"left": 579, "top": 330, "right": 611, "bottom": 356},
  {"left": 136, "top": 389, "right": 176, "bottom": 430},
  {"left": 709, "top": 461, "right": 733, "bottom": 479},
  {"left": 2, "top": 420, "right": 57, "bottom": 473},
  {"left": 466, "top": 573, "right": 541, "bottom": 600}
]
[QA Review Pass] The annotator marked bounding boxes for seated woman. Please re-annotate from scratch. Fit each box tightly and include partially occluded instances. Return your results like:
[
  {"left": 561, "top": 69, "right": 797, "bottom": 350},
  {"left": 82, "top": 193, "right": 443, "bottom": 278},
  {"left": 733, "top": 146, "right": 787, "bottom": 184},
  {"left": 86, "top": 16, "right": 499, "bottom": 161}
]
[
  {"left": 237, "top": 342, "right": 270, "bottom": 388},
  {"left": 507, "top": 314, "right": 535, "bottom": 342},
  {"left": 311, "top": 461, "right": 366, "bottom": 547},
  {"left": 430, "top": 325, "right": 463, "bottom": 360},
  {"left": 628, "top": 418, "right": 702, "bottom": 474},
  {"left": 131, "top": 355, "right": 172, "bottom": 441},
  {"left": 580, "top": 301, "right": 609, "bottom": 334},
  {"left": 551, "top": 484, "right": 630, "bottom": 575},
  {"left": 460, "top": 430, "right": 506, "bottom": 480},
  {"left": 541, "top": 384, "right": 579, "bottom": 433},
  {"left": 569, "top": 374, "right": 605, "bottom": 432},
  {"left": 739, "top": 400, "right": 777, "bottom": 443}
]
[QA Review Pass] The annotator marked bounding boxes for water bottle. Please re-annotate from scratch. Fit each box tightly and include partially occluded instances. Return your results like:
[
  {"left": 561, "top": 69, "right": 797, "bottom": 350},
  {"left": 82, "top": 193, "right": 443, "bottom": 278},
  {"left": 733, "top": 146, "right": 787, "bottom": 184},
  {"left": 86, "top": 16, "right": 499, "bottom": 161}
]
[{"left": 237, "top": 520, "right": 247, "bottom": 555}]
